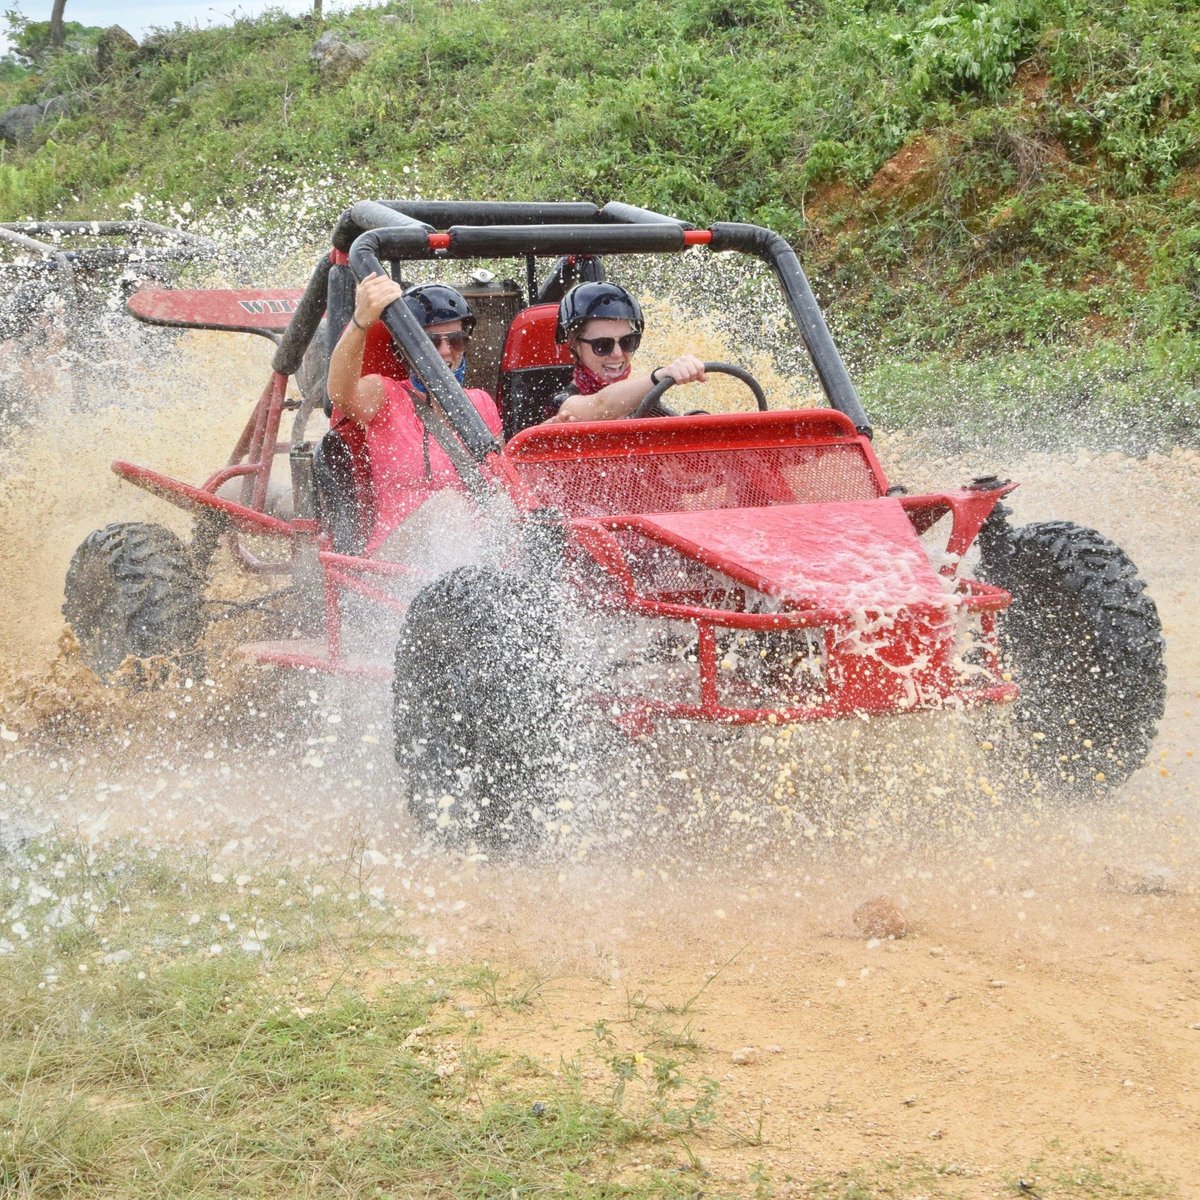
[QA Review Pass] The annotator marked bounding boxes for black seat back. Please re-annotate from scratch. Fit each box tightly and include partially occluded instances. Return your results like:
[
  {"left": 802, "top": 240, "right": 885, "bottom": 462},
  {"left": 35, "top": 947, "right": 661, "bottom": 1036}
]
[{"left": 314, "top": 422, "right": 374, "bottom": 555}]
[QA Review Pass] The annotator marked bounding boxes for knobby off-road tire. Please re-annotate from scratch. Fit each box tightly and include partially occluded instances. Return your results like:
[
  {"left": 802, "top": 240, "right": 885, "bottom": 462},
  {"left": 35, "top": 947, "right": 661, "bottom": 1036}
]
[
  {"left": 63, "top": 522, "right": 206, "bottom": 683},
  {"left": 981, "top": 519, "right": 1165, "bottom": 797},
  {"left": 392, "top": 566, "right": 570, "bottom": 848}
]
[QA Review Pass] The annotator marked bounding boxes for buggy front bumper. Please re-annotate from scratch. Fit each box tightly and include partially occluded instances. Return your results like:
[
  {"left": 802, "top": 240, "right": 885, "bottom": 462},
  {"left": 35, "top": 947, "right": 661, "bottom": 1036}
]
[{"left": 584, "top": 577, "right": 1017, "bottom": 737}]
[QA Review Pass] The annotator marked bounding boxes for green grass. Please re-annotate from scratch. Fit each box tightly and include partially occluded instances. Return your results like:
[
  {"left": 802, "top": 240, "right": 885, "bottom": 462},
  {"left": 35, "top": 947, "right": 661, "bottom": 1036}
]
[
  {"left": 4, "top": 0, "right": 1060, "bottom": 222},
  {"left": 2, "top": 0, "right": 1198, "bottom": 241},
  {"left": 858, "top": 335, "right": 1200, "bottom": 452},
  {"left": 0, "top": 834, "right": 1181, "bottom": 1197},
  {"left": 0, "top": 836, "right": 695, "bottom": 1198}
]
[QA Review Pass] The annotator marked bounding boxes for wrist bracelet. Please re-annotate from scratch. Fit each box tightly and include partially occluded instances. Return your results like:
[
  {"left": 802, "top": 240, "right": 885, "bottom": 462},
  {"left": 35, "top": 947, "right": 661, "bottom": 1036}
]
[{"left": 351, "top": 314, "right": 369, "bottom": 332}]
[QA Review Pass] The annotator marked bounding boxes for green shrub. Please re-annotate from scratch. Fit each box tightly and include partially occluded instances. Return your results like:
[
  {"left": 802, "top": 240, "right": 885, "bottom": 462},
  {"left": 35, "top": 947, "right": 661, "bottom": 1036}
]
[
  {"left": 902, "top": 0, "right": 1061, "bottom": 101},
  {"left": 861, "top": 337, "right": 1200, "bottom": 450},
  {"left": 1144, "top": 218, "right": 1200, "bottom": 331}
]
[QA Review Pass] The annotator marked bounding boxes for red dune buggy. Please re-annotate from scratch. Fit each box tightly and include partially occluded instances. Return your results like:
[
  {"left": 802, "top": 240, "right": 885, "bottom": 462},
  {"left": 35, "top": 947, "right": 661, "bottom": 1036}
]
[{"left": 63, "top": 200, "right": 1166, "bottom": 843}]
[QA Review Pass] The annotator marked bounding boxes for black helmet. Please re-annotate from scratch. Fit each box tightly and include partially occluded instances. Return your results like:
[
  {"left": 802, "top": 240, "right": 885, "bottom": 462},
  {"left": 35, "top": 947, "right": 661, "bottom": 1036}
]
[
  {"left": 401, "top": 283, "right": 476, "bottom": 335},
  {"left": 555, "top": 282, "right": 644, "bottom": 343}
]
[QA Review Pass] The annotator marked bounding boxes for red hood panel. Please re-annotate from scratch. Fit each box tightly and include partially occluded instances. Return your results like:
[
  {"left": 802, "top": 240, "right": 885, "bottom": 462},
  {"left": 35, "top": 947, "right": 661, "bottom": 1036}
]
[{"left": 629, "top": 499, "right": 952, "bottom": 610}]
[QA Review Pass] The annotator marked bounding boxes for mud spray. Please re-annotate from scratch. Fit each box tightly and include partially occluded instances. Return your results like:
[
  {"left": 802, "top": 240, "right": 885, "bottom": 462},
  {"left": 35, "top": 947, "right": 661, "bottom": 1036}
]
[{"left": 2, "top": 209, "right": 1199, "bottom": 1187}]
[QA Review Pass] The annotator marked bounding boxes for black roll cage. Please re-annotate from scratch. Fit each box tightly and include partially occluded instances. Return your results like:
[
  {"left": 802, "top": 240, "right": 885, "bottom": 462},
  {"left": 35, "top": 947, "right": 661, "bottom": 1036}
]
[{"left": 273, "top": 200, "right": 871, "bottom": 470}]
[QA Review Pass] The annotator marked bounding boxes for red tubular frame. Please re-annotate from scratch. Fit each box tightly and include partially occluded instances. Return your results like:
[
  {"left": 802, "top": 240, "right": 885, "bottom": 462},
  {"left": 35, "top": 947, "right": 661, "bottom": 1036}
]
[
  {"left": 564, "top": 507, "right": 1016, "bottom": 731},
  {"left": 115, "top": 371, "right": 304, "bottom": 575},
  {"left": 112, "top": 224, "right": 1020, "bottom": 729},
  {"left": 110, "top": 380, "right": 1020, "bottom": 723}
]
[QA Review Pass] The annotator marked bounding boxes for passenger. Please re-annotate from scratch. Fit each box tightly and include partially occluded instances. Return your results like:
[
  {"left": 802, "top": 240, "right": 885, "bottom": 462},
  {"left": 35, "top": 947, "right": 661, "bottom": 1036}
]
[
  {"left": 545, "top": 282, "right": 706, "bottom": 423},
  {"left": 325, "top": 273, "right": 502, "bottom": 553}
]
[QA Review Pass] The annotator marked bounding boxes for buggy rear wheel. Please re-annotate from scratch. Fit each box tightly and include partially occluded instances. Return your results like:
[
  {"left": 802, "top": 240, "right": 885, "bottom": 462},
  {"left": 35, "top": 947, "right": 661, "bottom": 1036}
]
[
  {"left": 63, "top": 522, "right": 206, "bottom": 683},
  {"left": 981, "top": 519, "right": 1165, "bottom": 797},
  {"left": 392, "top": 566, "right": 570, "bottom": 848}
]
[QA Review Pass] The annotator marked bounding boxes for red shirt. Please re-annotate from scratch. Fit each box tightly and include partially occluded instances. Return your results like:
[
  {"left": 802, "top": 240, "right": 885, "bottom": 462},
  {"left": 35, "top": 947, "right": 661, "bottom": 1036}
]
[{"left": 362, "top": 377, "right": 502, "bottom": 552}]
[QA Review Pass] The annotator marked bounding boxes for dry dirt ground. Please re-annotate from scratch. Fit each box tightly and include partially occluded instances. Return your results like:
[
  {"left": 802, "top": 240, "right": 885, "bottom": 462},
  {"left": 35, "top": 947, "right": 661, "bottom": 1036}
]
[{"left": 1, "top": 326, "right": 1198, "bottom": 1196}]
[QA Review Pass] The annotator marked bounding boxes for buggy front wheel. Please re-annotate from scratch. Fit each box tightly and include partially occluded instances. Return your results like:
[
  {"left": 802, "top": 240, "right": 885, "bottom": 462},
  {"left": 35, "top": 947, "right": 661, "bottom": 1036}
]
[
  {"left": 980, "top": 519, "right": 1165, "bottom": 797},
  {"left": 392, "top": 566, "right": 571, "bottom": 847}
]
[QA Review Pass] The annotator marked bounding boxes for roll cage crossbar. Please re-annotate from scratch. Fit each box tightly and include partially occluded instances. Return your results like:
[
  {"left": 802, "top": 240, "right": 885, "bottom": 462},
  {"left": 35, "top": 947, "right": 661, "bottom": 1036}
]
[
  {"left": 1, "top": 219, "right": 218, "bottom": 313},
  {"left": 271, "top": 200, "right": 871, "bottom": 467}
]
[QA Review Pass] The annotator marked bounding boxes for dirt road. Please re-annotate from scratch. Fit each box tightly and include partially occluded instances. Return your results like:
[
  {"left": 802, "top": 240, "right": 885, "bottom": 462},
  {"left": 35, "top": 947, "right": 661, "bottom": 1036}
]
[{"left": 1, "top": 328, "right": 1197, "bottom": 1196}]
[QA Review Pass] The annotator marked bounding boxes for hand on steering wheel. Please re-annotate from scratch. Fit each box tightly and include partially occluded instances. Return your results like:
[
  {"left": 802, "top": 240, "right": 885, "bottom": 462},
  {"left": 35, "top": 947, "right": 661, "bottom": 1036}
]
[{"left": 632, "top": 361, "right": 769, "bottom": 419}]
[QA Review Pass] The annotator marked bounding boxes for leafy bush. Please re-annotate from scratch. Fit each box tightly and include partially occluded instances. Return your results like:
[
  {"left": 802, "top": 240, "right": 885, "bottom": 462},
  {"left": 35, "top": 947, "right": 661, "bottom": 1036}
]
[
  {"left": 861, "top": 337, "right": 1200, "bottom": 450},
  {"left": 3, "top": 15, "right": 104, "bottom": 65},
  {"left": 1145, "top": 217, "right": 1200, "bottom": 332},
  {"left": 902, "top": 0, "right": 1060, "bottom": 100}
]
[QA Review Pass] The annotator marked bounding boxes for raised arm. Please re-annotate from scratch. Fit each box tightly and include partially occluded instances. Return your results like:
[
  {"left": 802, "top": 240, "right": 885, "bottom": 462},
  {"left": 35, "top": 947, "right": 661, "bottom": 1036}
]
[{"left": 326, "top": 272, "right": 404, "bottom": 427}]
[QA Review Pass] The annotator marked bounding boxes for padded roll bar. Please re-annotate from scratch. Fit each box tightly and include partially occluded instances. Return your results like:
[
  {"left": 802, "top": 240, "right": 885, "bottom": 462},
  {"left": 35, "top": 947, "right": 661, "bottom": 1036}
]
[
  {"left": 447, "top": 224, "right": 688, "bottom": 257},
  {"left": 331, "top": 202, "right": 433, "bottom": 254},
  {"left": 332, "top": 201, "right": 602, "bottom": 251},
  {"left": 384, "top": 200, "right": 601, "bottom": 228},
  {"left": 599, "top": 201, "right": 691, "bottom": 228},
  {"left": 271, "top": 254, "right": 332, "bottom": 376}
]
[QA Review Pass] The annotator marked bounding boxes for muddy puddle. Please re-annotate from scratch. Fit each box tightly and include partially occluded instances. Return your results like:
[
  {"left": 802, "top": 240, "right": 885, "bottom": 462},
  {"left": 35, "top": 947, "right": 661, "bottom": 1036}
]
[{"left": 2, "top": 305, "right": 1197, "bottom": 929}]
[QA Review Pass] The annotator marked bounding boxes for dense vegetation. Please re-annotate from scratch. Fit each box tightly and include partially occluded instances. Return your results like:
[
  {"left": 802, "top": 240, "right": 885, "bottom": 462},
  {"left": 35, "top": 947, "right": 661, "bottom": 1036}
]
[{"left": 3, "top": 0, "right": 1199, "bottom": 443}]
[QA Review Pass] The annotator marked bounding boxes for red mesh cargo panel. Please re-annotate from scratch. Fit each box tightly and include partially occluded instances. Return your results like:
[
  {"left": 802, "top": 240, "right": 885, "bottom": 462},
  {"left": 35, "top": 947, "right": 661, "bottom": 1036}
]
[{"left": 515, "top": 441, "right": 880, "bottom": 518}]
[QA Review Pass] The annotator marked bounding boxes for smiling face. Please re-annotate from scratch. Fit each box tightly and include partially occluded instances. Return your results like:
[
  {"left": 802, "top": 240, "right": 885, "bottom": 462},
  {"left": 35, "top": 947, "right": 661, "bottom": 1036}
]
[
  {"left": 571, "top": 317, "right": 637, "bottom": 382},
  {"left": 426, "top": 319, "right": 468, "bottom": 371}
]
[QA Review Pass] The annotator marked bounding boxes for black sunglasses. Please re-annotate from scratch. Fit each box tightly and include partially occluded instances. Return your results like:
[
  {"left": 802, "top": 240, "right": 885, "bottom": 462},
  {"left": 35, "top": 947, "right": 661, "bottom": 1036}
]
[
  {"left": 428, "top": 331, "right": 469, "bottom": 349},
  {"left": 576, "top": 332, "right": 642, "bottom": 356}
]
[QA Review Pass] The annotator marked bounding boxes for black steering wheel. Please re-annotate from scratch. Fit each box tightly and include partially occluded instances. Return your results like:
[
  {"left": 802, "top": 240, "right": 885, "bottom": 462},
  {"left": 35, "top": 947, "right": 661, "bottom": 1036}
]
[{"left": 631, "top": 361, "right": 769, "bottom": 419}]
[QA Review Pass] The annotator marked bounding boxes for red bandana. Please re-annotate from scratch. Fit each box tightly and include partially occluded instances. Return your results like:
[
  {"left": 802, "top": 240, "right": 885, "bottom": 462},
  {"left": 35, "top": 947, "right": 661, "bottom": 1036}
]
[{"left": 572, "top": 363, "right": 630, "bottom": 395}]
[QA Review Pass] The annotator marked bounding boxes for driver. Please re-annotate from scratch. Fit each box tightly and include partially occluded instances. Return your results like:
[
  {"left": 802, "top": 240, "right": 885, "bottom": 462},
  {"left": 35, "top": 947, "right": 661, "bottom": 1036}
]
[
  {"left": 325, "top": 273, "right": 503, "bottom": 553},
  {"left": 543, "top": 282, "right": 707, "bottom": 423}
]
